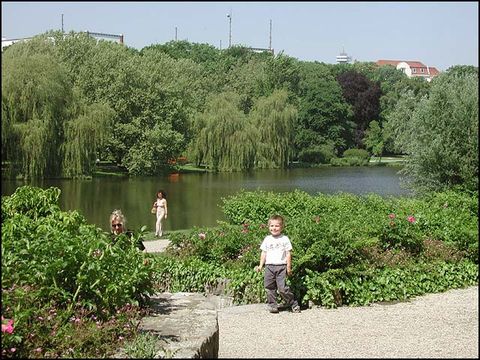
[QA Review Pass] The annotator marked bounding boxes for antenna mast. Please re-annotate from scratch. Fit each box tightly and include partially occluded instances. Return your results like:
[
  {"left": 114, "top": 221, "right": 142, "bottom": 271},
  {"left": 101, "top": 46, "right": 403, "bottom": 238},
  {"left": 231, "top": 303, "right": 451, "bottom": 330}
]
[
  {"left": 269, "top": 19, "right": 272, "bottom": 50},
  {"left": 227, "top": 11, "right": 232, "bottom": 47}
]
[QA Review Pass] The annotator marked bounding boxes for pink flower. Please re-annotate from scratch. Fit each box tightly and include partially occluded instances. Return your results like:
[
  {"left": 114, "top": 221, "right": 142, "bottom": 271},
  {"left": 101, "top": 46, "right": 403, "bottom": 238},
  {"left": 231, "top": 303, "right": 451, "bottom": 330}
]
[
  {"left": 198, "top": 233, "right": 206, "bottom": 240},
  {"left": 2, "top": 319, "right": 14, "bottom": 334},
  {"left": 35, "top": 348, "right": 42, "bottom": 353},
  {"left": 407, "top": 216, "right": 416, "bottom": 223},
  {"left": 388, "top": 213, "right": 396, "bottom": 219}
]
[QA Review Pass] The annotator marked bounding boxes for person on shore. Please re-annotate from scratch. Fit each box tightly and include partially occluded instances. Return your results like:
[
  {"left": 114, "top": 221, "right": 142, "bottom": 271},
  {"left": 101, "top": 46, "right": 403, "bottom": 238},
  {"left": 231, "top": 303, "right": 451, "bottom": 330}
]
[
  {"left": 152, "top": 190, "right": 168, "bottom": 238},
  {"left": 255, "top": 214, "right": 301, "bottom": 313},
  {"left": 110, "top": 209, "right": 145, "bottom": 251}
]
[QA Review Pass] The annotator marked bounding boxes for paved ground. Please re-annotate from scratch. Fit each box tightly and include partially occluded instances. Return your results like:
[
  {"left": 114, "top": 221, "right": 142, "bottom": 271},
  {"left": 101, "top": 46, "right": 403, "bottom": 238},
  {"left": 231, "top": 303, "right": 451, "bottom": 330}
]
[
  {"left": 143, "top": 239, "right": 171, "bottom": 253},
  {"left": 217, "top": 286, "right": 478, "bottom": 358}
]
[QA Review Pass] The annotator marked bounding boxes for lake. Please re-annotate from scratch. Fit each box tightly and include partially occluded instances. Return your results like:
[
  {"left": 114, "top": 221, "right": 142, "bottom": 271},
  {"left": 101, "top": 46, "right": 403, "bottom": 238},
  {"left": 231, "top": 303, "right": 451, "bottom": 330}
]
[{"left": 1, "top": 166, "right": 412, "bottom": 232}]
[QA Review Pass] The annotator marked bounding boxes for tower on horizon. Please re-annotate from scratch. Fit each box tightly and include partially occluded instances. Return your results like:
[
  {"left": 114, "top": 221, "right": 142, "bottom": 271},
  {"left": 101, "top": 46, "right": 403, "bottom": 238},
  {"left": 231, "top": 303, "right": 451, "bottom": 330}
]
[{"left": 336, "top": 47, "right": 352, "bottom": 64}]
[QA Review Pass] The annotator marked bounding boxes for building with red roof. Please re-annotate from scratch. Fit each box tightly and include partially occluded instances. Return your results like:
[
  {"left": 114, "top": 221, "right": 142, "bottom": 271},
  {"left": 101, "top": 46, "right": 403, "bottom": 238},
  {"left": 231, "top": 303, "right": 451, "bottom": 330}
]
[{"left": 376, "top": 59, "right": 440, "bottom": 82}]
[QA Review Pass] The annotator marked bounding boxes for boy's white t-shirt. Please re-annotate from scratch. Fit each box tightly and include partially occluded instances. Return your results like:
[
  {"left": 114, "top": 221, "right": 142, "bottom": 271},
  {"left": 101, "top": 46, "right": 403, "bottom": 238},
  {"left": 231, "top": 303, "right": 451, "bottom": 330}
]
[{"left": 260, "top": 234, "right": 292, "bottom": 265}]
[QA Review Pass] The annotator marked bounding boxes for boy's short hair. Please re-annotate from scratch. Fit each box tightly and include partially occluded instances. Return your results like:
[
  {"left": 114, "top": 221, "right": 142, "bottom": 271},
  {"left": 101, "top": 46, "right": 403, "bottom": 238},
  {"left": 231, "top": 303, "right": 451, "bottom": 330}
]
[{"left": 268, "top": 214, "right": 284, "bottom": 226}]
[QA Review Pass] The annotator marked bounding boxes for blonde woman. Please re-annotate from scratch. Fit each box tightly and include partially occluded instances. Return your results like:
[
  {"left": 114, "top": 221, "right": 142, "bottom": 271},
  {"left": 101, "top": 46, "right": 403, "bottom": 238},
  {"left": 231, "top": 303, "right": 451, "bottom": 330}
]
[
  {"left": 152, "top": 190, "right": 168, "bottom": 237},
  {"left": 110, "top": 209, "right": 145, "bottom": 251}
]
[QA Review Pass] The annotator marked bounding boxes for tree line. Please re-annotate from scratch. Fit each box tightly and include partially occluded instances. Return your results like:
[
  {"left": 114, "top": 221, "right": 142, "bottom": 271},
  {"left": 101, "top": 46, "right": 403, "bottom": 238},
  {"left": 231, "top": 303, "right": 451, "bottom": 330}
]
[{"left": 1, "top": 30, "right": 477, "bottom": 193}]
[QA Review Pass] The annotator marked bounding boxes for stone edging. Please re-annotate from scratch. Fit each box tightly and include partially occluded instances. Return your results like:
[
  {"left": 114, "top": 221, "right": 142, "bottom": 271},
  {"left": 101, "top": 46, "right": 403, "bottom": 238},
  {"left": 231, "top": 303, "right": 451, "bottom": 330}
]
[{"left": 116, "top": 292, "right": 228, "bottom": 358}]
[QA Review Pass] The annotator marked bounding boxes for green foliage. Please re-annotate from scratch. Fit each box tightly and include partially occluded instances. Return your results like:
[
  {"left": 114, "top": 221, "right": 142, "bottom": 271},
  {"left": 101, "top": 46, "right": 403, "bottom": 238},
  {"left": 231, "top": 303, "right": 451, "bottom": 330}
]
[
  {"left": 1, "top": 186, "right": 157, "bottom": 356},
  {"left": 251, "top": 89, "right": 297, "bottom": 168},
  {"left": 191, "top": 92, "right": 257, "bottom": 171},
  {"left": 379, "top": 212, "right": 424, "bottom": 254},
  {"left": 62, "top": 97, "right": 114, "bottom": 177},
  {"left": 304, "top": 260, "right": 478, "bottom": 308},
  {"left": 1, "top": 36, "right": 114, "bottom": 179},
  {"left": 363, "top": 120, "right": 384, "bottom": 158},
  {"left": 2, "top": 49, "right": 69, "bottom": 178},
  {"left": 3, "top": 32, "right": 477, "bottom": 196},
  {"left": 330, "top": 157, "right": 368, "bottom": 166},
  {"left": 295, "top": 61, "right": 353, "bottom": 154},
  {"left": 342, "top": 148, "right": 370, "bottom": 159},
  {"left": 298, "top": 143, "right": 336, "bottom": 164},
  {"left": 330, "top": 148, "right": 370, "bottom": 166},
  {"left": 148, "top": 190, "right": 476, "bottom": 309},
  {"left": 123, "top": 332, "right": 160, "bottom": 358},
  {"left": 122, "top": 122, "right": 184, "bottom": 175},
  {"left": 387, "top": 71, "right": 478, "bottom": 193}
]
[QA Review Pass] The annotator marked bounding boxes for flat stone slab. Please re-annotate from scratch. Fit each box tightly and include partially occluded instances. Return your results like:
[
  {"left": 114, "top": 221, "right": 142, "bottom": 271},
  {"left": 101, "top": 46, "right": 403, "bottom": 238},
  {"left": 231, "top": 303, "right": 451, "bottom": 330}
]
[{"left": 137, "top": 292, "right": 219, "bottom": 358}]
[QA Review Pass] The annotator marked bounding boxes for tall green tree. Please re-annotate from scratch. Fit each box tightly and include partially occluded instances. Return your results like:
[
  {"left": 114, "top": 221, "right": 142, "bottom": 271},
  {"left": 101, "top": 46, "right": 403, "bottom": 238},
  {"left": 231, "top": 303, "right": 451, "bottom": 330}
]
[
  {"left": 363, "top": 120, "right": 384, "bottom": 161},
  {"left": 2, "top": 38, "right": 112, "bottom": 178},
  {"left": 295, "top": 61, "right": 354, "bottom": 155},
  {"left": 62, "top": 90, "right": 114, "bottom": 177},
  {"left": 260, "top": 52, "right": 301, "bottom": 99},
  {"left": 387, "top": 71, "right": 478, "bottom": 192},
  {"left": 2, "top": 50, "right": 70, "bottom": 178},
  {"left": 191, "top": 92, "right": 257, "bottom": 171},
  {"left": 251, "top": 90, "right": 297, "bottom": 168}
]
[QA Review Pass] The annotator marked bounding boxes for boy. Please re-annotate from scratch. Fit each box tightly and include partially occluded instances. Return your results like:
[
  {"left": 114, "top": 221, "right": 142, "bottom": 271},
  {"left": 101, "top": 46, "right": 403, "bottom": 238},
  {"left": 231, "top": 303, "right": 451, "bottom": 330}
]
[{"left": 255, "top": 215, "right": 301, "bottom": 313}]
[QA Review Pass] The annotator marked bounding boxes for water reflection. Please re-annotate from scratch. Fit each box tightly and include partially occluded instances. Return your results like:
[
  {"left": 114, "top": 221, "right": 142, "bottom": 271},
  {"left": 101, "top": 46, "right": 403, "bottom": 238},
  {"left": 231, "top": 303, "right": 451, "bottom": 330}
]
[{"left": 2, "top": 167, "right": 411, "bottom": 232}]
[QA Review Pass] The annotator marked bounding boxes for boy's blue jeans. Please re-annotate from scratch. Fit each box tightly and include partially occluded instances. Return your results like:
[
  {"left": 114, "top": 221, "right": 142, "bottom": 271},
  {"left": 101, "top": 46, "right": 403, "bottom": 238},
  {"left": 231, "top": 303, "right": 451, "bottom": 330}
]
[{"left": 264, "top": 264, "right": 298, "bottom": 308}]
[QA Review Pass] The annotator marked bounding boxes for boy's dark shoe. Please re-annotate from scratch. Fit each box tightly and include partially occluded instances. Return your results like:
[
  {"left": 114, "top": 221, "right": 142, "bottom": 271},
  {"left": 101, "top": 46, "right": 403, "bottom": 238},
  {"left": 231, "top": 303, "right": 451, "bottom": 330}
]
[
  {"left": 291, "top": 304, "right": 301, "bottom": 313},
  {"left": 267, "top": 304, "right": 279, "bottom": 313}
]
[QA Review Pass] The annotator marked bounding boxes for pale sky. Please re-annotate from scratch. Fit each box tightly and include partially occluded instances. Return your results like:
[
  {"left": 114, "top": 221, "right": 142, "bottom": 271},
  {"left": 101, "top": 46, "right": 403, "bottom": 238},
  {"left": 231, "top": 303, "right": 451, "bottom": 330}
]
[{"left": 2, "top": 1, "right": 478, "bottom": 71}]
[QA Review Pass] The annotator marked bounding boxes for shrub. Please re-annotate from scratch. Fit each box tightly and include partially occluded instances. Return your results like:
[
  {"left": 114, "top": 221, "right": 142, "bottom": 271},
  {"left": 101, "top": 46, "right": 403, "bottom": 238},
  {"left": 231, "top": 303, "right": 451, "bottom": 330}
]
[
  {"left": 1, "top": 186, "right": 156, "bottom": 357},
  {"left": 304, "top": 260, "right": 478, "bottom": 308},
  {"left": 330, "top": 157, "right": 369, "bottom": 166},
  {"left": 298, "top": 144, "right": 336, "bottom": 164},
  {"left": 343, "top": 148, "right": 370, "bottom": 160}
]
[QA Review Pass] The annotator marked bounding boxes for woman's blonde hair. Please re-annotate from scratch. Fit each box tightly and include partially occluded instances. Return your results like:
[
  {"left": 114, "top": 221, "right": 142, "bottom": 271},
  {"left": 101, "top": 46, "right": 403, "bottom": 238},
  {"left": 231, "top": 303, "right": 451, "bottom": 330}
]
[{"left": 110, "top": 209, "right": 126, "bottom": 229}]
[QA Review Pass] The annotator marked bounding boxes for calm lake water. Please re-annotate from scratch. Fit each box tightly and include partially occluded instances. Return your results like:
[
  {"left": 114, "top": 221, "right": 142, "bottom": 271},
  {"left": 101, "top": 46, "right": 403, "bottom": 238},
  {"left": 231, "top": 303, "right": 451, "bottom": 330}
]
[{"left": 2, "top": 166, "right": 412, "bottom": 232}]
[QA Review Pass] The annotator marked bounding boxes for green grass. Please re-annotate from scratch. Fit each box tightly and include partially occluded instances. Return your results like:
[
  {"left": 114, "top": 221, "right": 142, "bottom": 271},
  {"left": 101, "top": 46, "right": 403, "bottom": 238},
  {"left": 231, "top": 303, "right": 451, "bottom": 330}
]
[{"left": 369, "top": 156, "right": 407, "bottom": 163}]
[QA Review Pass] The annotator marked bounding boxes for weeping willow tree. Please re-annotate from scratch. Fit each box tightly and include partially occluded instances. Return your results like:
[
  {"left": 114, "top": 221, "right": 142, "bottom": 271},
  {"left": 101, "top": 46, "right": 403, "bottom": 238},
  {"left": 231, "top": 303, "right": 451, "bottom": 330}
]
[
  {"left": 251, "top": 89, "right": 297, "bottom": 168},
  {"left": 62, "top": 89, "right": 114, "bottom": 177},
  {"left": 2, "top": 49, "right": 71, "bottom": 178},
  {"left": 2, "top": 39, "right": 114, "bottom": 179},
  {"left": 191, "top": 92, "right": 257, "bottom": 171}
]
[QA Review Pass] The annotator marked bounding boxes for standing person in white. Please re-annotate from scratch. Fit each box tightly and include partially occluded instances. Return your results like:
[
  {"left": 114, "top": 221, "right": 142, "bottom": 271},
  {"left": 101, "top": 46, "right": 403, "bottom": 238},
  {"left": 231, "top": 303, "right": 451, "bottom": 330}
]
[
  {"left": 255, "top": 214, "right": 301, "bottom": 313},
  {"left": 153, "top": 190, "right": 168, "bottom": 237}
]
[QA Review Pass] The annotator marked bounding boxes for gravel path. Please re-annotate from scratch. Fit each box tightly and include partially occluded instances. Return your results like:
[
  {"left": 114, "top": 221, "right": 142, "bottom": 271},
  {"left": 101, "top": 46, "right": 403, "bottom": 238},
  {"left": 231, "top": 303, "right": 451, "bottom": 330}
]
[{"left": 218, "top": 286, "right": 478, "bottom": 358}]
